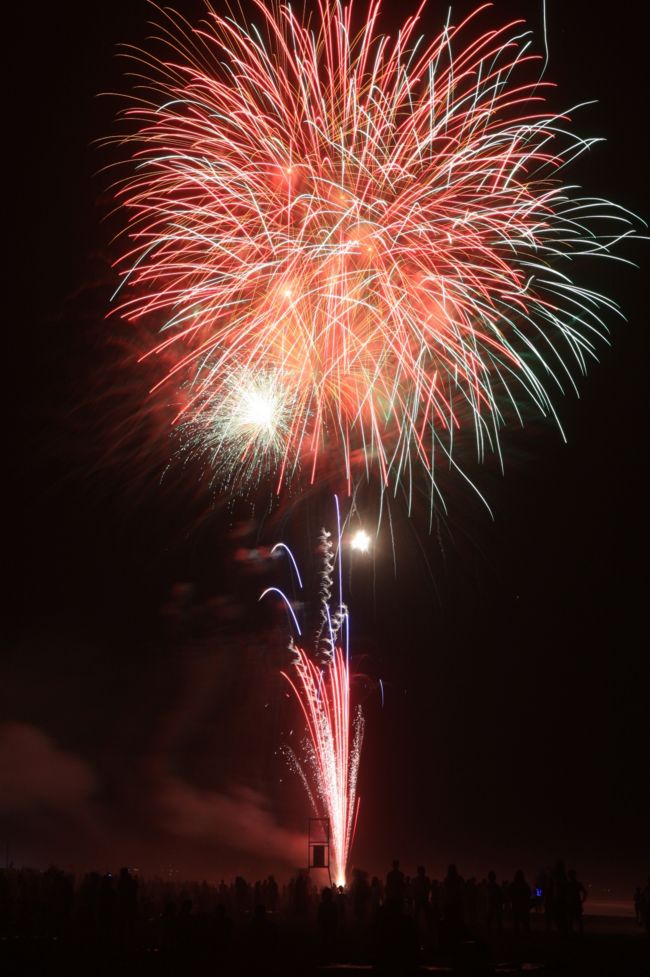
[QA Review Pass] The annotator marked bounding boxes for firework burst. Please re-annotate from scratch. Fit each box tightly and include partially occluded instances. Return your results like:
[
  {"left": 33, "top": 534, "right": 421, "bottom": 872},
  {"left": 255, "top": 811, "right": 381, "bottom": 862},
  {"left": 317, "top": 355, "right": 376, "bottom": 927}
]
[
  {"left": 180, "top": 363, "right": 296, "bottom": 490},
  {"left": 109, "top": 0, "right": 640, "bottom": 507}
]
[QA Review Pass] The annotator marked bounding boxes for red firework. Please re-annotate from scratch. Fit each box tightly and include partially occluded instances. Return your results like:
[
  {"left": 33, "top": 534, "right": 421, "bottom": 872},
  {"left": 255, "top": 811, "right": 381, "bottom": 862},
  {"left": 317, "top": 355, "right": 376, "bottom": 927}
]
[{"left": 108, "top": 1, "right": 639, "bottom": 504}]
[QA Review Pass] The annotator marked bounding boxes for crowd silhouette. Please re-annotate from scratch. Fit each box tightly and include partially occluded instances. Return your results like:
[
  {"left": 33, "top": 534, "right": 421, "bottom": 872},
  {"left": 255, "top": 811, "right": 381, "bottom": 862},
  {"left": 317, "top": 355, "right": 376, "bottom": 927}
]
[{"left": 0, "top": 860, "right": 647, "bottom": 974}]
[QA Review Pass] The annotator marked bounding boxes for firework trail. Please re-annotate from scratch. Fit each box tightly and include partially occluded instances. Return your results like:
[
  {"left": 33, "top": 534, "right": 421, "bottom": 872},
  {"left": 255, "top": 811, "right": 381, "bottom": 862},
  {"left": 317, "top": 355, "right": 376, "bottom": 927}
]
[
  {"left": 262, "top": 509, "right": 364, "bottom": 886},
  {"left": 283, "top": 646, "right": 364, "bottom": 887},
  {"left": 109, "top": 1, "right": 640, "bottom": 508}
]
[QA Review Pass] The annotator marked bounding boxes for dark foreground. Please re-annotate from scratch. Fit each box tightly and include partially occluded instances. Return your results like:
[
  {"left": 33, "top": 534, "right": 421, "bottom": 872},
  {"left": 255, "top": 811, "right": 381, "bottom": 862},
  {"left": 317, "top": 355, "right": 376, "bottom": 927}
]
[
  {"left": 2, "top": 865, "right": 648, "bottom": 977},
  {"left": 1, "top": 912, "right": 648, "bottom": 977}
]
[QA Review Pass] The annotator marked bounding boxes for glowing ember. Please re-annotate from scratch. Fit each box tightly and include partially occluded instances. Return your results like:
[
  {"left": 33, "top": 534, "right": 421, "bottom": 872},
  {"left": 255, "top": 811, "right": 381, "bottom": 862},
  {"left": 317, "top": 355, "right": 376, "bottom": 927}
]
[{"left": 351, "top": 530, "right": 371, "bottom": 554}]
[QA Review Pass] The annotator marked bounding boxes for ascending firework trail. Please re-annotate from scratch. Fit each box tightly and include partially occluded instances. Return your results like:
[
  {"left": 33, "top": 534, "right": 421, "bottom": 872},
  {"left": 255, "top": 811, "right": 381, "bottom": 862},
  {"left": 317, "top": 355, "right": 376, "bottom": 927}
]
[{"left": 262, "top": 501, "right": 364, "bottom": 886}]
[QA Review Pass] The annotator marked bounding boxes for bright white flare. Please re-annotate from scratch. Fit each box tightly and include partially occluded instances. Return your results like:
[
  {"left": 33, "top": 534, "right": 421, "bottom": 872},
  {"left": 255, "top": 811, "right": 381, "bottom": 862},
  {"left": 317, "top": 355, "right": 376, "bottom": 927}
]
[
  {"left": 181, "top": 366, "right": 293, "bottom": 490},
  {"left": 238, "top": 387, "right": 277, "bottom": 434},
  {"left": 351, "top": 529, "right": 371, "bottom": 553}
]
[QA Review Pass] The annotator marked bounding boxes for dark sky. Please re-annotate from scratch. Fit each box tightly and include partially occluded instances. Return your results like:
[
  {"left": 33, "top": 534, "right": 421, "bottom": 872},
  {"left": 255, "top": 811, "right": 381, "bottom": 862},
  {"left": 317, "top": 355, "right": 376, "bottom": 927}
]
[{"left": 5, "top": 1, "right": 648, "bottom": 896}]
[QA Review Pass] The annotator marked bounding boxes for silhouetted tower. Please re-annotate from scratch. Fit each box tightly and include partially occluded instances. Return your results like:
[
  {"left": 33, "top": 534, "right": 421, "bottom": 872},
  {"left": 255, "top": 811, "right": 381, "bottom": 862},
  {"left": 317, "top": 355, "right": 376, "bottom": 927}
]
[{"left": 308, "top": 817, "right": 332, "bottom": 886}]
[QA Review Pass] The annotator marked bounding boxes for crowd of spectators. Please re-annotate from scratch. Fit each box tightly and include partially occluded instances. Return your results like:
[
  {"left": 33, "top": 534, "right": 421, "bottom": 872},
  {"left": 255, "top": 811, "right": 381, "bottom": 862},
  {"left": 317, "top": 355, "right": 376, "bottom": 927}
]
[{"left": 0, "top": 860, "right": 646, "bottom": 973}]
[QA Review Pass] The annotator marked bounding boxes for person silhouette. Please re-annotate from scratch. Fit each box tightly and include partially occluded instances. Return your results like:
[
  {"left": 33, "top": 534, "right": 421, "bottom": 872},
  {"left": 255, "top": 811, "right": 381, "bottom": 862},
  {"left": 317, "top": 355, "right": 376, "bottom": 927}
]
[
  {"left": 486, "top": 870, "right": 503, "bottom": 934},
  {"left": 374, "top": 894, "right": 418, "bottom": 975},
  {"left": 430, "top": 878, "right": 441, "bottom": 934},
  {"left": 251, "top": 904, "right": 277, "bottom": 950},
  {"left": 442, "top": 864, "right": 465, "bottom": 946},
  {"left": 351, "top": 868, "right": 371, "bottom": 927},
  {"left": 464, "top": 877, "right": 479, "bottom": 935},
  {"left": 293, "top": 870, "right": 310, "bottom": 918},
  {"left": 318, "top": 887, "right": 338, "bottom": 961},
  {"left": 213, "top": 903, "right": 233, "bottom": 958},
  {"left": 98, "top": 873, "right": 115, "bottom": 946},
  {"left": 266, "top": 875, "right": 279, "bottom": 913},
  {"left": 510, "top": 870, "right": 532, "bottom": 937},
  {"left": 551, "top": 861, "right": 569, "bottom": 936},
  {"left": 412, "top": 866, "right": 431, "bottom": 930},
  {"left": 336, "top": 884, "right": 348, "bottom": 927},
  {"left": 386, "top": 859, "right": 406, "bottom": 911},
  {"left": 567, "top": 869, "right": 587, "bottom": 936},
  {"left": 161, "top": 901, "right": 178, "bottom": 953},
  {"left": 177, "top": 898, "right": 194, "bottom": 953},
  {"left": 116, "top": 867, "right": 138, "bottom": 947},
  {"left": 370, "top": 875, "right": 383, "bottom": 914}
]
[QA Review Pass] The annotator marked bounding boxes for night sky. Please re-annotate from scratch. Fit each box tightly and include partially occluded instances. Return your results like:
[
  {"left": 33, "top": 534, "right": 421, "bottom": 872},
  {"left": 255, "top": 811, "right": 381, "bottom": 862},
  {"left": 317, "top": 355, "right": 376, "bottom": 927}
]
[{"left": 5, "top": 1, "right": 648, "bottom": 897}]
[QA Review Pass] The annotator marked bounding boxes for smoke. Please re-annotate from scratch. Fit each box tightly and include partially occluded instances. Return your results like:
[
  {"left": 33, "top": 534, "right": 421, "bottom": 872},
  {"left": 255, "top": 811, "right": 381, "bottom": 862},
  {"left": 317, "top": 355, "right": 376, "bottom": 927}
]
[
  {"left": 156, "top": 775, "right": 304, "bottom": 866},
  {"left": 0, "top": 632, "right": 306, "bottom": 876},
  {"left": 0, "top": 721, "right": 96, "bottom": 815}
]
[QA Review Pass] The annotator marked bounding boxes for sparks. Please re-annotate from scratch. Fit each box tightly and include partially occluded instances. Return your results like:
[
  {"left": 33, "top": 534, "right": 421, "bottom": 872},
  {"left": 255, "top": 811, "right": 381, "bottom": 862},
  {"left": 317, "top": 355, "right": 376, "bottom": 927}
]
[
  {"left": 282, "top": 646, "right": 364, "bottom": 887},
  {"left": 179, "top": 365, "right": 294, "bottom": 490},
  {"left": 110, "top": 1, "right": 641, "bottom": 506},
  {"left": 266, "top": 511, "right": 364, "bottom": 886}
]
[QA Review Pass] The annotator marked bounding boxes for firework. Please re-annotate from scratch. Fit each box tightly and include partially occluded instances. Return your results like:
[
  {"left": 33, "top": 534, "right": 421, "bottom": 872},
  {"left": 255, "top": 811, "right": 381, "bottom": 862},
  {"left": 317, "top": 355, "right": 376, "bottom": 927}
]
[
  {"left": 350, "top": 528, "right": 372, "bottom": 553},
  {"left": 283, "top": 646, "right": 364, "bottom": 887},
  {"left": 180, "top": 363, "right": 296, "bottom": 489},
  {"left": 263, "top": 513, "right": 364, "bottom": 886},
  {"left": 110, "top": 1, "right": 639, "bottom": 507}
]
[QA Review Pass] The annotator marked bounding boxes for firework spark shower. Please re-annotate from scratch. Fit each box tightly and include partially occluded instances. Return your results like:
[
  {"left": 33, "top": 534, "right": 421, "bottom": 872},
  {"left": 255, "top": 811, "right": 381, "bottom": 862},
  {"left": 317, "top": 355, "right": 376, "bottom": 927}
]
[
  {"left": 110, "top": 0, "right": 640, "bottom": 508},
  {"left": 262, "top": 518, "right": 364, "bottom": 887}
]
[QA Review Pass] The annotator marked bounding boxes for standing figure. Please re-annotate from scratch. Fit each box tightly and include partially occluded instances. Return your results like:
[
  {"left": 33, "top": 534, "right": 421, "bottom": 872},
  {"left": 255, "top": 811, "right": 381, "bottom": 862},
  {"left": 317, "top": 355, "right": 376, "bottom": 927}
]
[
  {"left": 510, "top": 870, "right": 532, "bottom": 937},
  {"left": 567, "top": 869, "right": 587, "bottom": 936},
  {"left": 486, "top": 871, "right": 503, "bottom": 934}
]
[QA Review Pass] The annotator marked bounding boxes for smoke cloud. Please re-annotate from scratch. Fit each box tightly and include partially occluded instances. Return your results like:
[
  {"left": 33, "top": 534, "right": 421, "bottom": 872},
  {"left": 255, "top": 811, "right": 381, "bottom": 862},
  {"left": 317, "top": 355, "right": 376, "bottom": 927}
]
[{"left": 0, "top": 722, "right": 96, "bottom": 814}]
